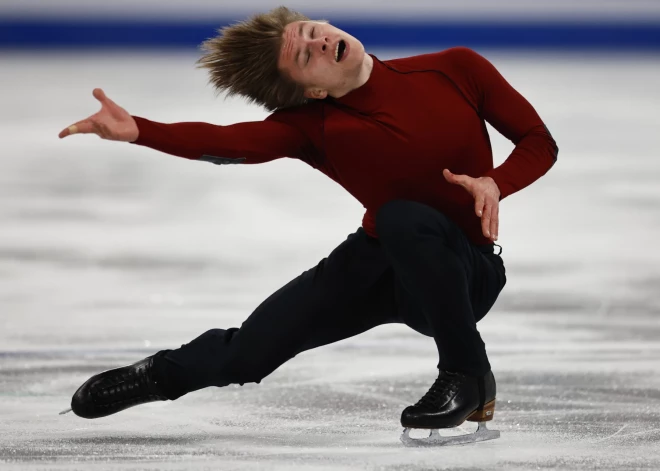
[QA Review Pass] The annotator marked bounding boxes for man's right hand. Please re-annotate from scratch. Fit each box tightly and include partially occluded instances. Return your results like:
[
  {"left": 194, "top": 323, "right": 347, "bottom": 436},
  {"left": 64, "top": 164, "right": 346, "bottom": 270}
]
[{"left": 58, "top": 88, "right": 139, "bottom": 142}]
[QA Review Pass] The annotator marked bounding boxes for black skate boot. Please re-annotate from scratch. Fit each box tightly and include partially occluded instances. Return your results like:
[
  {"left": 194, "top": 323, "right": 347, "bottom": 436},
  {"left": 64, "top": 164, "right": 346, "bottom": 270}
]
[
  {"left": 400, "top": 370, "right": 499, "bottom": 446},
  {"left": 70, "top": 356, "right": 168, "bottom": 419}
]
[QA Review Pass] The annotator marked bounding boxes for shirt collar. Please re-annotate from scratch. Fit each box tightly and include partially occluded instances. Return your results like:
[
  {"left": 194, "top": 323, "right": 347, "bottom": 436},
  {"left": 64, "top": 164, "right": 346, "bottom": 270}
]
[{"left": 329, "top": 54, "right": 392, "bottom": 115}]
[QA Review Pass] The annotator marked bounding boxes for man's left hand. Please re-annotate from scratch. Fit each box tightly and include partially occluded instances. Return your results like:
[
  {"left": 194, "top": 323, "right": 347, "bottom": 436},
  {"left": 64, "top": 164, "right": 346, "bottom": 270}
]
[{"left": 443, "top": 169, "right": 500, "bottom": 241}]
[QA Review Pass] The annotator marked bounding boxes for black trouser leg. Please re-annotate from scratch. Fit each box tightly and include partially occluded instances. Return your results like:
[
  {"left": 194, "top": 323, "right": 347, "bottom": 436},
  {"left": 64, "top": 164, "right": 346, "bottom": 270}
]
[
  {"left": 151, "top": 229, "right": 400, "bottom": 400},
  {"left": 376, "top": 200, "right": 506, "bottom": 376}
]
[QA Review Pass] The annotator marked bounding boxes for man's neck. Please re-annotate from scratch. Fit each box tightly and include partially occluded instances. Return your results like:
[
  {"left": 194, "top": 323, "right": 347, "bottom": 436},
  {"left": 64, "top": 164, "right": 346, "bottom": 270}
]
[{"left": 330, "top": 54, "right": 374, "bottom": 99}]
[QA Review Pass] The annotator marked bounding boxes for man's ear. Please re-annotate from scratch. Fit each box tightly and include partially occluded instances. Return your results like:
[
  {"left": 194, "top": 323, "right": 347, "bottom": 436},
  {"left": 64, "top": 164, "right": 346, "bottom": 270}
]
[{"left": 304, "top": 88, "right": 328, "bottom": 100}]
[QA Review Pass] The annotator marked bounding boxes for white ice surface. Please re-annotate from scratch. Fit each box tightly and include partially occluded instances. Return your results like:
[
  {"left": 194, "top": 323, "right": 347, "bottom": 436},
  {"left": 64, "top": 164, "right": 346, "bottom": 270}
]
[{"left": 0, "top": 49, "right": 659, "bottom": 470}]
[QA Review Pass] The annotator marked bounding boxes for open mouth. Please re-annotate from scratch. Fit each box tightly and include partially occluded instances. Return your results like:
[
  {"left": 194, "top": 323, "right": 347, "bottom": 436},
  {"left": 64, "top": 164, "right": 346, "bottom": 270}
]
[{"left": 334, "top": 40, "right": 347, "bottom": 62}]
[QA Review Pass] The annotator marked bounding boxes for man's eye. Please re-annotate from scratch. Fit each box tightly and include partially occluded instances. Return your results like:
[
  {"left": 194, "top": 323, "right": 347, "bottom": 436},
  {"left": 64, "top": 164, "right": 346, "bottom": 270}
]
[
  {"left": 306, "top": 51, "right": 310, "bottom": 64},
  {"left": 311, "top": 27, "right": 315, "bottom": 39}
]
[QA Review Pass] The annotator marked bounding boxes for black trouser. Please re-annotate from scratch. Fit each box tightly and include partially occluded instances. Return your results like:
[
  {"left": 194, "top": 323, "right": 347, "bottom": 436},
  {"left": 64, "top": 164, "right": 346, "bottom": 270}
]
[{"left": 152, "top": 200, "right": 507, "bottom": 400}]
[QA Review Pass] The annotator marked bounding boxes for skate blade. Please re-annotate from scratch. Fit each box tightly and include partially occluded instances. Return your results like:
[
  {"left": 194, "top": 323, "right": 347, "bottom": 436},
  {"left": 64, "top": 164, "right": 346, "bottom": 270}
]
[
  {"left": 59, "top": 408, "right": 72, "bottom": 415},
  {"left": 401, "top": 421, "right": 500, "bottom": 447}
]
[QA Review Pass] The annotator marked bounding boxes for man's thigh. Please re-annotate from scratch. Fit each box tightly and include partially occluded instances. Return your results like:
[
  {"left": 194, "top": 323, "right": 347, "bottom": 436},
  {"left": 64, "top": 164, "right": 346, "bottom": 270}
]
[
  {"left": 154, "top": 228, "right": 404, "bottom": 396},
  {"left": 391, "top": 226, "right": 506, "bottom": 334},
  {"left": 230, "top": 228, "right": 400, "bottom": 365}
]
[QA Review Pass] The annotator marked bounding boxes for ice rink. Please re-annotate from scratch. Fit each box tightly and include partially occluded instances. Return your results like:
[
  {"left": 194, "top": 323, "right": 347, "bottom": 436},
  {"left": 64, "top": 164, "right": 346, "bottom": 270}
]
[{"left": 1, "top": 49, "right": 659, "bottom": 470}]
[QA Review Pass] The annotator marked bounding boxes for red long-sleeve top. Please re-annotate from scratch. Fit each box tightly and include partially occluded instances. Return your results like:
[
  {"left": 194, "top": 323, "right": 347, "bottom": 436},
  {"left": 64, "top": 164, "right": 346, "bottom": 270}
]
[{"left": 132, "top": 47, "right": 558, "bottom": 246}]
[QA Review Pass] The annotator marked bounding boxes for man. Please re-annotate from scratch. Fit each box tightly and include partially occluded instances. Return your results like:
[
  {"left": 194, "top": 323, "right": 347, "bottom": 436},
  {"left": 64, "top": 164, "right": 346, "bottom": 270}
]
[{"left": 59, "top": 6, "right": 557, "bottom": 444}]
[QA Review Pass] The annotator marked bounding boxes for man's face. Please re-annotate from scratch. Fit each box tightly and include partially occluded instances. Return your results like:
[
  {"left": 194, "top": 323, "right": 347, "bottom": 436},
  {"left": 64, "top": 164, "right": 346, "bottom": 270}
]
[{"left": 279, "top": 21, "right": 366, "bottom": 99}]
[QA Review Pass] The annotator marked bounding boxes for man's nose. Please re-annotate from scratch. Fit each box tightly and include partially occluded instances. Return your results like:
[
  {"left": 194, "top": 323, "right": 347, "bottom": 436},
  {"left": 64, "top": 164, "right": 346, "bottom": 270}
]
[{"left": 310, "top": 36, "right": 329, "bottom": 54}]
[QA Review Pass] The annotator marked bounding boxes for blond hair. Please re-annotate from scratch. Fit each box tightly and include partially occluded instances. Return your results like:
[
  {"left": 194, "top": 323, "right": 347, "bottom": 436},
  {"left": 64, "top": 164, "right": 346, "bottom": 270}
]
[{"left": 197, "top": 6, "right": 312, "bottom": 111}]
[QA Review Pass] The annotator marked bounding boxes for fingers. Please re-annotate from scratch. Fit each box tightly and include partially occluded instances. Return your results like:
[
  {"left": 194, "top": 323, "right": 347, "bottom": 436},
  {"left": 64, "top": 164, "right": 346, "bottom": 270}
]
[
  {"left": 474, "top": 195, "right": 485, "bottom": 218},
  {"left": 491, "top": 203, "right": 499, "bottom": 241},
  {"left": 481, "top": 204, "right": 492, "bottom": 239},
  {"left": 59, "top": 89, "right": 124, "bottom": 140},
  {"left": 444, "top": 168, "right": 463, "bottom": 186},
  {"left": 481, "top": 200, "right": 499, "bottom": 241},
  {"left": 446, "top": 170, "right": 497, "bottom": 240},
  {"left": 93, "top": 88, "right": 107, "bottom": 104},
  {"left": 93, "top": 88, "right": 121, "bottom": 112},
  {"left": 59, "top": 89, "right": 108, "bottom": 139},
  {"left": 58, "top": 126, "right": 74, "bottom": 139},
  {"left": 444, "top": 169, "right": 472, "bottom": 193},
  {"left": 58, "top": 119, "right": 94, "bottom": 139}
]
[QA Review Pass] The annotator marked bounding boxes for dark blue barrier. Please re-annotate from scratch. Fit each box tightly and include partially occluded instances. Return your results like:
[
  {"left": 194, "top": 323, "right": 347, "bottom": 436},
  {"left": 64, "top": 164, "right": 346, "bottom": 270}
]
[{"left": 1, "top": 18, "right": 659, "bottom": 50}]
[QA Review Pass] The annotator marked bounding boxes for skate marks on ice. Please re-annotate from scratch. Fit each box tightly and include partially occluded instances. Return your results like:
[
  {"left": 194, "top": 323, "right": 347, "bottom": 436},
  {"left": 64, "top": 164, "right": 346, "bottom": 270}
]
[
  {"left": 0, "top": 318, "right": 659, "bottom": 468},
  {"left": 1, "top": 335, "right": 658, "bottom": 470}
]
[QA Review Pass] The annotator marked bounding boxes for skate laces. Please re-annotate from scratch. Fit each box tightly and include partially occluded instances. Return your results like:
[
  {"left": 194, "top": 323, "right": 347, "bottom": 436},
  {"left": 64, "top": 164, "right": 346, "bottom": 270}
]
[
  {"left": 91, "top": 360, "right": 161, "bottom": 404},
  {"left": 416, "top": 371, "right": 462, "bottom": 409}
]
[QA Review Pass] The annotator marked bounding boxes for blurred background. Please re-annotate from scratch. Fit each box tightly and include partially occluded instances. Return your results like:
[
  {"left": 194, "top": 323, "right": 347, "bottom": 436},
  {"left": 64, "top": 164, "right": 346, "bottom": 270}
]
[
  {"left": 1, "top": 1, "right": 660, "bottom": 470},
  {"left": 1, "top": 0, "right": 660, "bottom": 50}
]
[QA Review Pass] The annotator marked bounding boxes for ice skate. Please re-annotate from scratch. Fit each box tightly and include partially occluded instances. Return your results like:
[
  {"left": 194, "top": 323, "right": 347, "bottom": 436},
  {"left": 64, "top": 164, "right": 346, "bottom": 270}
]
[
  {"left": 400, "top": 369, "right": 500, "bottom": 446},
  {"left": 66, "top": 356, "right": 167, "bottom": 419}
]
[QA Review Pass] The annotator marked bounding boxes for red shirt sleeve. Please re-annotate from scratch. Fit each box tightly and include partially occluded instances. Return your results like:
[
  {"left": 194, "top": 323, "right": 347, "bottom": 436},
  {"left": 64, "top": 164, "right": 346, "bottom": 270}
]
[
  {"left": 130, "top": 114, "right": 312, "bottom": 165},
  {"left": 447, "top": 47, "right": 558, "bottom": 200}
]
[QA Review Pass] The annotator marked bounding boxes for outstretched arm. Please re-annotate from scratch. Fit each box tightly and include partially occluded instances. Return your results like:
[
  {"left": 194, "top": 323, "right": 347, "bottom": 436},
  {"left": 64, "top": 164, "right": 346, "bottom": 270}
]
[
  {"left": 59, "top": 88, "right": 311, "bottom": 165},
  {"left": 131, "top": 116, "right": 308, "bottom": 165}
]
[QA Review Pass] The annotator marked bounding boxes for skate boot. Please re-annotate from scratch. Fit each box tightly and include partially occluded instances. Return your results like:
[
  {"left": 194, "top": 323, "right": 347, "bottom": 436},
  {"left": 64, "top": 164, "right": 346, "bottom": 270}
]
[
  {"left": 400, "top": 369, "right": 500, "bottom": 446},
  {"left": 64, "top": 356, "right": 168, "bottom": 419}
]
